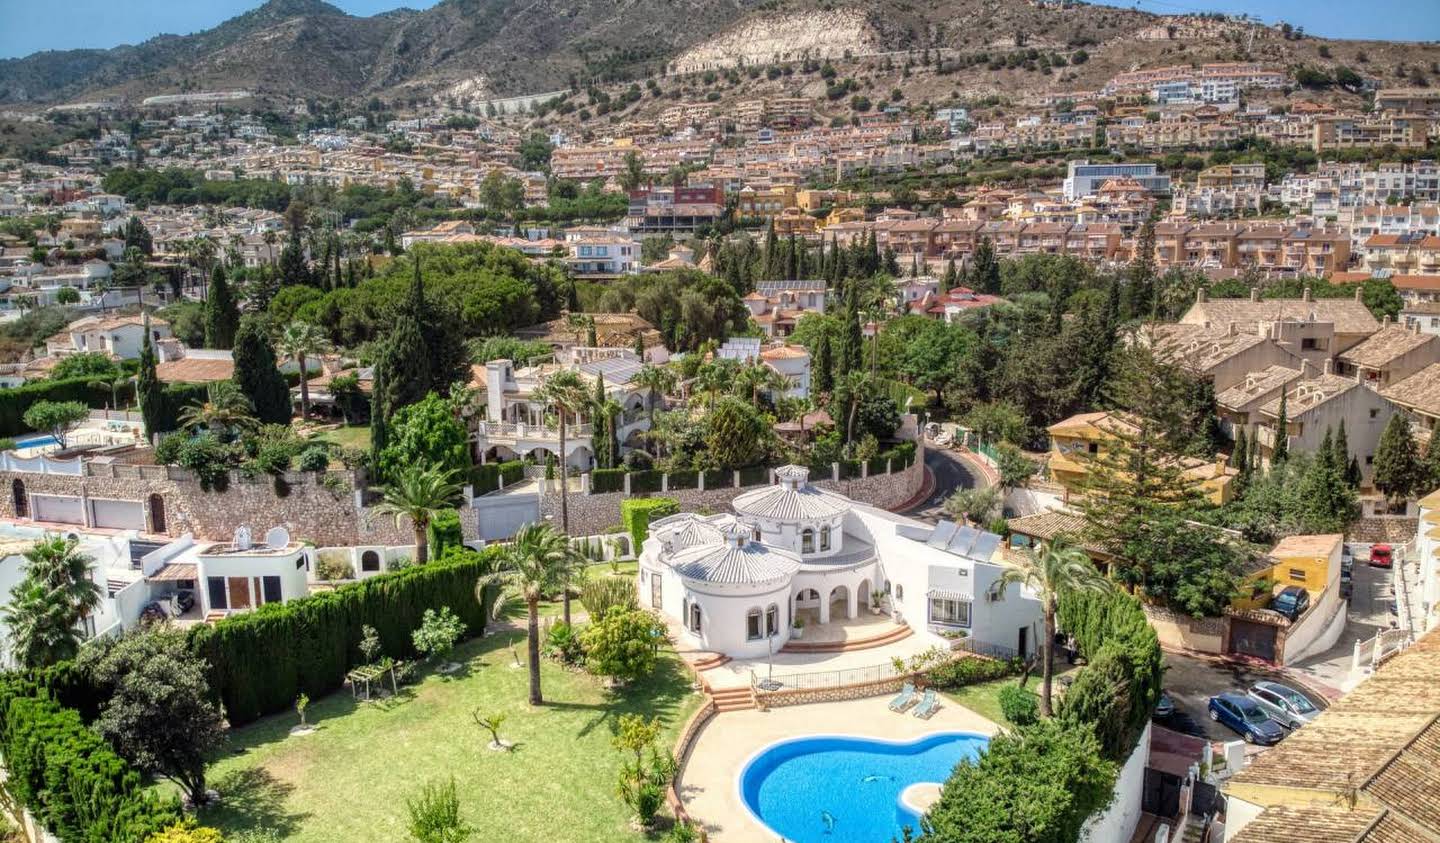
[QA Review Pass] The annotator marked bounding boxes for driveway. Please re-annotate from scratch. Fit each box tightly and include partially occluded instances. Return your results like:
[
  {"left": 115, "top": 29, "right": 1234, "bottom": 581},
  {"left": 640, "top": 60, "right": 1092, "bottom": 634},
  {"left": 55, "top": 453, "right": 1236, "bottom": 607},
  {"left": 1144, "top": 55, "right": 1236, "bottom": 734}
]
[
  {"left": 1157, "top": 651, "right": 1328, "bottom": 742},
  {"left": 1287, "top": 554, "right": 1397, "bottom": 691},
  {"left": 899, "top": 447, "right": 979, "bottom": 523}
]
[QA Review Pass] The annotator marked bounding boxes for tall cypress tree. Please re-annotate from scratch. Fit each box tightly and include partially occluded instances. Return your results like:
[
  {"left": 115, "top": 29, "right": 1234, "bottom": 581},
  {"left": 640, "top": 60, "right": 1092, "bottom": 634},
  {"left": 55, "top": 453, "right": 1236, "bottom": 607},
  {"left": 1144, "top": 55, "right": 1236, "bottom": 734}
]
[
  {"left": 277, "top": 233, "right": 311, "bottom": 288},
  {"left": 1127, "top": 213, "right": 1158, "bottom": 320},
  {"left": 204, "top": 265, "right": 240, "bottom": 349},
  {"left": 1374, "top": 413, "right": 1421, "bottom": 501},
  {"left": 137, "top": 313, "right": 165, "bottom": 438},
  {"left": 942, "top": 258, "right": 957, "bottom": 293},
  {"left": 1271, "top": 389, "right": 1289, "bottom": 465},
  {"left": 814, "top": 331, "right": 834, "bottom": 396},
  {"left": 970, "top": 237, "right": 1000, "bottom": 295},
  {"left": 1233, "top": 427, "right": 1251, "bottom": 486},
  {"left": 232, "top": 317, "right": 291, "bottom": 425}
]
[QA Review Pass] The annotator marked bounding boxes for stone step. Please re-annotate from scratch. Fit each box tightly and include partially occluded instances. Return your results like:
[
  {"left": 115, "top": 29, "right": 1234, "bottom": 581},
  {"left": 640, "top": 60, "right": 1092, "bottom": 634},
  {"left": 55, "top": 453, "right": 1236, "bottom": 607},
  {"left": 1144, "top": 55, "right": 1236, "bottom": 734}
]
[{"left": 781, "top": 623, "right": 913, "bottom": 654}]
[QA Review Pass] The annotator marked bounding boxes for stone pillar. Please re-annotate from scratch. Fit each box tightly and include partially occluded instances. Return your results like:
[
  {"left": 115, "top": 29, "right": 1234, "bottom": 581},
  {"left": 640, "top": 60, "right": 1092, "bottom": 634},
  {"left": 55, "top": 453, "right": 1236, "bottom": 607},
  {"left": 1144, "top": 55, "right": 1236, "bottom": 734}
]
[
  {"left": 861, "top": 460, "right": 869, "bottom": 479},
  {"left": 831, "top": 462, "right": 840, "bottom": 483},
  {"left": 733, "top": 470, "right": 741, "bottom": 489},
  {"left": 661, "top": 473, "right": 669, "bottom": 493},
  {"left": 581, "top": 473, "right": 591, "bottom": 495},
  {"left": 623, "top": 473, "right": 632, "bottom": 495},
  {"left": 819, "top": 594, "right": 831, "bottom": 625},
  {"left": 697, "top": 471, "right": 705, "bottom": 492},
  {"left": 847, "top": 588, "right": 858, "bottom": 619}
]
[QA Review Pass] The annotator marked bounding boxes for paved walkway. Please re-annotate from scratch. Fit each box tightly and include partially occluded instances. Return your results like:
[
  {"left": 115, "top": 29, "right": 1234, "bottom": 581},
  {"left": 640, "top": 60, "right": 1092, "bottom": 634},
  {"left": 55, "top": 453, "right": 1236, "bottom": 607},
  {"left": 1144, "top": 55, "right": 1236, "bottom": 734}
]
[
  {"left": 678, "top": 697, "right": 998, "bottom": 842},
  {"left": 1288, "top": 558, "right": 1394, "bottom": 693}
]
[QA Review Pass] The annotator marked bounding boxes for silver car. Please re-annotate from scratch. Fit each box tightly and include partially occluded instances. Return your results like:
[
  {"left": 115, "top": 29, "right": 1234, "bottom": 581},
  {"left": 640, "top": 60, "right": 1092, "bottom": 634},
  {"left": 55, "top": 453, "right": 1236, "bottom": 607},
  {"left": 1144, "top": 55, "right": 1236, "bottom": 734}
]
[{"left": 1246, "top": 681, "right": 1320, "bottom": 729}]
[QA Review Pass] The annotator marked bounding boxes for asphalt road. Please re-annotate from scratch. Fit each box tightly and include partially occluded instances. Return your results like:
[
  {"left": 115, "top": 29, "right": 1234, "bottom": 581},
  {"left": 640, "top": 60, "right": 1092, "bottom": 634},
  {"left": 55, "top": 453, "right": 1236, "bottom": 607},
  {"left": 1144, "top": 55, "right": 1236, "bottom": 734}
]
[
  {"left": 1158, "top": 651, "right": 1329, "bottom": 742},
  {"left": 900, "top": 446, "right": 979, "bottom": 523}
]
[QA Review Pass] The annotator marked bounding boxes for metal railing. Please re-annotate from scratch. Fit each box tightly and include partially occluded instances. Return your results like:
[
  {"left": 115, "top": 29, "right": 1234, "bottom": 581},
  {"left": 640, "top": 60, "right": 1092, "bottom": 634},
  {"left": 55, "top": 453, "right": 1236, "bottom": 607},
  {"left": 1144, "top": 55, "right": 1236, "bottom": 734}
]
[{"left": 752, "top": 660, "right": 904, "bottom": 692}]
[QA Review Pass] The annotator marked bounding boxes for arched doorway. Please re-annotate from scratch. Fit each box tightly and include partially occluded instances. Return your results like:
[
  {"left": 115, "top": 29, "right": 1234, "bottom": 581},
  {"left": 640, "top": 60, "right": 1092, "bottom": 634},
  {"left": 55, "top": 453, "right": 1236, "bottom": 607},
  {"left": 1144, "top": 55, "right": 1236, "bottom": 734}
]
[
  {"left": 360, "top": 550, "right": 381, "bottom": 573},
  {"left": 148, "top": 494, "right": 166, "bottom": 534},
  {"left": 857, "top": 579, "right": 871, "bottom": 613},
  {"left": 828, "top": 584, "right": 850, "bottom": 622},
  {"left": 11, "top": 479, "right": 26, "bottom": 519}
]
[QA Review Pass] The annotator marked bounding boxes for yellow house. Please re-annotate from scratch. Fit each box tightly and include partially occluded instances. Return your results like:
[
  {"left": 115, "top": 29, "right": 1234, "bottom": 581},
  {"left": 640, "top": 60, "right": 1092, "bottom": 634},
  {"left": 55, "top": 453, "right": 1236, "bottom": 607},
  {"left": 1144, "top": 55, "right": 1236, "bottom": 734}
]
[
  {"left": 1232, "top": 533, "right": 1342, "bottom": 611},
  {"left": 1046, "top": 411, "right": 1237, "bottom": 505}
]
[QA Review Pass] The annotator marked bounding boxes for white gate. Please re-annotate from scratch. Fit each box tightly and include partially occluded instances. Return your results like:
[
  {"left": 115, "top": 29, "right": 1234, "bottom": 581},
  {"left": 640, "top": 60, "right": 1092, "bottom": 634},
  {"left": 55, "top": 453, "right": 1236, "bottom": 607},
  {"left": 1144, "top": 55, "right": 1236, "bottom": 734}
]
[
  {"left": 29, "top": 494, "right": 84, "bottom": 525},
  {"left": 89, "top": 498, "right": 144, "bottom": 530}
]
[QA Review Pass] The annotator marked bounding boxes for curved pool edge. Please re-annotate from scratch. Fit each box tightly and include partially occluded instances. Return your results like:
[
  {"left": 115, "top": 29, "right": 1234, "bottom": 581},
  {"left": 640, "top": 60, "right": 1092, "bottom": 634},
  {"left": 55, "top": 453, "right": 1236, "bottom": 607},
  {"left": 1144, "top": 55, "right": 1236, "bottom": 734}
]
[{"left": 734, "top": 730, "right": 990, "bottom": 841}]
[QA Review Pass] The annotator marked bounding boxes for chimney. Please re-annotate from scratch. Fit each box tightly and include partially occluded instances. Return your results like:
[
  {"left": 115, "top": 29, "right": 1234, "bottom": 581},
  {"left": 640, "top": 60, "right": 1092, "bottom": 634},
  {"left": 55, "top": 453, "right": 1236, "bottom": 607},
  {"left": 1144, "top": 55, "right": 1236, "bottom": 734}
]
[
  {"left": 1197, "top": 287, "right": 1208, "bottom": 304},
  {"left": 1302, "top": 286, "right": 1313, "bottom": 303},
  {"left": 1227, "top": 321, "right": 1237, "bottom": 336},
  {"left": 1300, "top": 358, "right": 1313, "bottom": 377},
  {"left": 1323, "top": 358, "right": 1334, "bottom": 375},
  {"left": 1355, "top": 286, "right": 1364, "bottom": 302},
  {"left": 1250, "top": 287, "right": 1260, "bottom": 302}
]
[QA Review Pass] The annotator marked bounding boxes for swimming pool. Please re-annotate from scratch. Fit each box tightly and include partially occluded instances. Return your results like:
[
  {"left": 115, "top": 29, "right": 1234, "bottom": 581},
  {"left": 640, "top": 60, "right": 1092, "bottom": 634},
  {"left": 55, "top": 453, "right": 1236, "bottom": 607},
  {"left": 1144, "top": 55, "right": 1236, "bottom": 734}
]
[
  {"left": 13, "top": 434, "right": 58, "bottom": 449},
  {"left": 738, "top": 732, "right": 989, "bottom": 842}
]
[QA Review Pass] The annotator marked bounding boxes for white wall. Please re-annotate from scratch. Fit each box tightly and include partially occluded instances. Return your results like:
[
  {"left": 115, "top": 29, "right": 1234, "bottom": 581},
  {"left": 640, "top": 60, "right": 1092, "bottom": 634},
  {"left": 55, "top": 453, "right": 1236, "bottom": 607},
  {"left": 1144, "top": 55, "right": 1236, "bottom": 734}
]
[{"left": 1079, "top": 721, "right": 1150, "bottom": 843}]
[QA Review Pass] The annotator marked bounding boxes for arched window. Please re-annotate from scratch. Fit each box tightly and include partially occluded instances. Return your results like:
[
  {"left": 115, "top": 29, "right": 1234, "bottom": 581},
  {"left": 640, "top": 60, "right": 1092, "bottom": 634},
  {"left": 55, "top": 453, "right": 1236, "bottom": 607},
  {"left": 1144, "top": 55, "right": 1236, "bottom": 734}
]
[
  {"left": 801, "top": 528, "right": 815, "bottom": 554},
  {"left": 360, "top": 550, "right": 381, "bottom": 573},
  {"left": 147, "top": 493, "right": 166, "bottom": 534},
  {"left": 688, "top": 601, "right": 702, "bottom": 634},
  {"left": 820, "top": 526, "right": 832, "bottom": 551},
  {"left": 11, "top": 479, "right": 26, "bottom": 519},
  {"left": 746, "top": 608, "right": 763, "bottom": 641},
  {"left": 752, "top": 527, "right": 762, "bottom": 542},
  {"left": 766, "top": 604, "right": 779, "bottom": 637}
]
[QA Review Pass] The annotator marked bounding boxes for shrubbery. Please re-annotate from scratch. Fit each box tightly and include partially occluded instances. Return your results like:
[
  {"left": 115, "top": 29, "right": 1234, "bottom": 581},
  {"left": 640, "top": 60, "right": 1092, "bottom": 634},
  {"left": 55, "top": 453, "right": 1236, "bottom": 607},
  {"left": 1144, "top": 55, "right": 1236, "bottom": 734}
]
[
  {"left": 997, "top": 685, "right": 1039, "bottom": 726},
  {"left": 621, "top": 497, "right": 679, "bottom": 554},
  {"left": 925, "top": 655, "right": 1023, "bottom": 689},
  {"left": 0, "top": 376, "right": 134, "bottom": 436},
  {"left": 188, "top": 546, "right": 502, "bottom": 724}
]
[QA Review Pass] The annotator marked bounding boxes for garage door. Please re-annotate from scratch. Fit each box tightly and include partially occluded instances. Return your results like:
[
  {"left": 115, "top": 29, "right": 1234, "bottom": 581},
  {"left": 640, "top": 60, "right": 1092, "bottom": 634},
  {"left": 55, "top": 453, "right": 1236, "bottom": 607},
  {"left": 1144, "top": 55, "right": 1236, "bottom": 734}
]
[
  {"left": 90, "top": 498, "right": 144, "bottom": 530},
  {"left": 1229, "top": 619, "right": 1278, "bottom": 662},
  {"left": 30, "top": 494, "right": 84, "bottom": 525}
]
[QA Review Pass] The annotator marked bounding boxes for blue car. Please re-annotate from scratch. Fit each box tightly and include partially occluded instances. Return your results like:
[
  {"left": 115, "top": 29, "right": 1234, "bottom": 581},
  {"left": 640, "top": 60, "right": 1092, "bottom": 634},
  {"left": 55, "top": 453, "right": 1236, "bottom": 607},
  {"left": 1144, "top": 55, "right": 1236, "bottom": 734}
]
[{"left": 1208, "top": 692, "right": 1286, "bottom": 745}]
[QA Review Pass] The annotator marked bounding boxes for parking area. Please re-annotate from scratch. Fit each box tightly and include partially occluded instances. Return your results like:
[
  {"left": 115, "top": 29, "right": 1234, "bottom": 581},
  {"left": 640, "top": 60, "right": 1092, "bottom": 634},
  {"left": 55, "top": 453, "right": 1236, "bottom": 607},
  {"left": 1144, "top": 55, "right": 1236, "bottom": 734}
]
[{"left": 1156, "top": 651, "right": 1328, "bottom": 743}]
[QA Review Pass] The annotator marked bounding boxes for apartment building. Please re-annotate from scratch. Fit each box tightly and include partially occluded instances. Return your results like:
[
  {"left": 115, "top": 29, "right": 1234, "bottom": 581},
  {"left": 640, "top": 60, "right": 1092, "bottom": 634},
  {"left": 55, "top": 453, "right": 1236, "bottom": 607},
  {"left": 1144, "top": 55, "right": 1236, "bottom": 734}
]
[
  {"left": 1334, "top": 320, "right": 1440, "bottom": 389},
  {"left": 1178, "top": 287, "right": 1380, "bottom": 357},
  {"left": 624, "top": 184, "right": 727, "bottom": 233},
  {"left": 1063, "top": 160, "right": 1172, "bottom": 200},
  {"left": 1196, "top": 163, "right": 1267, "bottom": 191},
  {"left": 1313, "top": 116, "right": 1429, "bottom": 153},
  {"left": 1102, "top": 63, "right": 1286, "bottom": 97},
  {"left": 1252, "top": 364, "right": 1398, "bottom": 480}
]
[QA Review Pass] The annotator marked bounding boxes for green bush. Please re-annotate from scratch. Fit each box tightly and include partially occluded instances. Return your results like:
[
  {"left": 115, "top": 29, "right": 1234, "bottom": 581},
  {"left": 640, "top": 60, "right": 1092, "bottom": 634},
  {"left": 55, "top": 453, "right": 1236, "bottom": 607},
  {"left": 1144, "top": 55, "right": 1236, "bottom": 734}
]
[
  {"left": 621, "top": 497, "right": 679, "bottom": 554},
  {"left": 427, "top": 509, "right": 463, "bottom": 560},
  {"left": 702, "top": 468, "right": 729, "bottom": 489},
  {"left": 591, "top": 467, "right": 627, "bottom": 493},
  {"left": 579, "top": 576, "right": 638, "bottom": 622},
  {"left": 1056, "top": 590, "right": 1163, "bottom": 762},
  {"left": 0, "top": 676, "right": 183, "bottom": 842},
  {"left": 998, "top": 685, "right": 1039, "bottom": 726},
  {"left": 926, "top": 655, "right": 1022, "bottom": 689},
  {"left": 187, "top": 546, "right": 503, "bottom": 725},
  {"left": 0, "top": 376, "right": 135, "bottom": 436},
  {"left": 498, "top": 459, "right": 525, "bottom": 486},
  {"left": 629, "top": 469, "right": 663, "bottom": 493},
  {"left": 667, "top": 469, "right": 698, "bottom": 490}
]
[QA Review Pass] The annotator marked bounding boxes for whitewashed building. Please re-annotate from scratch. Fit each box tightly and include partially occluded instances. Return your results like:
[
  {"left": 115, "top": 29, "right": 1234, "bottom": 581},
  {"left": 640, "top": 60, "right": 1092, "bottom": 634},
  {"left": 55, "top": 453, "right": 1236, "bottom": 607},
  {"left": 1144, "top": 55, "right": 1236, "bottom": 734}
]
[{"left": 638, "top": 466, "right": 1043, "bottom": 659}]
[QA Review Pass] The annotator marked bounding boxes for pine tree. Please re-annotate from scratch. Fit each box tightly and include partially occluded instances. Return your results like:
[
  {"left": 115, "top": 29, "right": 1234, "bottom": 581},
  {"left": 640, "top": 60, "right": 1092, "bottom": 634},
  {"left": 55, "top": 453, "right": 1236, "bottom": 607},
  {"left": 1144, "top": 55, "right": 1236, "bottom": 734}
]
[
  {"left": 1127, "top": 213, "right": 1158, "bottom": 320},
  {"left": 590, "top": 376, "right": 610, "bottom": 469},
  {"left": 231, "top": 317, "right": 291, "bottom": 425},
  {"left": 814, "top": 331, "right": 834, "bottom": 395},
  {"left": 838, "top": 283, "right": 864, "bottom": 372},
  {"left": 203, "top": 265, "right": 240, "bottom": 349},
  {"left": 137, "top": 313, "right": 165, "bottom": 438},
  {"left": 762, "top": 220, "right": 778, "bottom": 280},
  {"left": 1271, "top": 389, "right": 1290, "bottom": 465},
  {"left": 277, "top": 233, "right": 311, "bottom": 288},
  {"left": 1422, "top": 438, "right": 1440, "bottom": 495},
  {"left": 1374, "top": 413, "right": 1422, "bottom": 501},
  {"left": 1333, "top": 419, "right": 1359, "bottom": 488},
  {"left": 633, "top": 334, "right": 645, "bottom": 360},
  {"left": 942, "top": 258, "right": 958, "bottom": 293}
]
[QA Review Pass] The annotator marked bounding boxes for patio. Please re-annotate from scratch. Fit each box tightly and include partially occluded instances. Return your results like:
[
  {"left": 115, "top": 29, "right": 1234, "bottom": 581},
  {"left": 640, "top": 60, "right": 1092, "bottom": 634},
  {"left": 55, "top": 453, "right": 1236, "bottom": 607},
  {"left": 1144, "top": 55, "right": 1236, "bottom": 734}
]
[{"left": 677, "top": 696, "right": 999, "bottom": 842}]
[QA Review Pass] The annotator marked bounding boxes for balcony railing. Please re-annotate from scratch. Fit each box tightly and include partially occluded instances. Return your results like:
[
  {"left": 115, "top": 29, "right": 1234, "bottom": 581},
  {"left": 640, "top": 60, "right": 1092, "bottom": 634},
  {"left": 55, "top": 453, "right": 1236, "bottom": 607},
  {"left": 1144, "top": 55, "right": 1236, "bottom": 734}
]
[{"left": 474, "top": 420, "right": 593, "bottom": 440}]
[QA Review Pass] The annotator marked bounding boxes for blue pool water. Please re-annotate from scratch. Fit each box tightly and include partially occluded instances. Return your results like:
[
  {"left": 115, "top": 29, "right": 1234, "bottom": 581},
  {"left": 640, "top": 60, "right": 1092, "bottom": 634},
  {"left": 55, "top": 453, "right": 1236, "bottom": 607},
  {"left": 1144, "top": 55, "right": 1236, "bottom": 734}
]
[
  {"left": 739, "top": 732, "right": 989, "bottom": 842},
  {"left": 14, "top": 434, "right": 57, "bottom": 449}
]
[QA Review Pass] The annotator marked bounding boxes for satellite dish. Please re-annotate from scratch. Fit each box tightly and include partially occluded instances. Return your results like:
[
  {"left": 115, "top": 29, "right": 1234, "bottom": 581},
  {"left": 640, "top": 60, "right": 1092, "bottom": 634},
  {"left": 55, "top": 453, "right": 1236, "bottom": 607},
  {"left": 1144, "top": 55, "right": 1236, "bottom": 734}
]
[{"left": 265, "top": 526, "right": 291, "bottom": 549}]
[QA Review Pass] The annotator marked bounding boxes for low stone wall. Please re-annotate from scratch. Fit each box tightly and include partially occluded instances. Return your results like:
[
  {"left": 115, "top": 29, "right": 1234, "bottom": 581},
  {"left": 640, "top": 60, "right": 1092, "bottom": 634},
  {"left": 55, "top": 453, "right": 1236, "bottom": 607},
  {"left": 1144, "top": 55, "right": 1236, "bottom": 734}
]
[
  {"left": 0, "top": 467, "right": 462, "bottom": 547},
  {"left": 754, "top": 675, "right": 905, "bottom": 709},
  {"left": 541, "top": 445, "right": 926, "bottom": 536},
  {"left": 1143, "top": 604, "right": 1227, "bottom": 655},
  {"left": 666, "top": 698, "right": 718, "bottom": 833}
]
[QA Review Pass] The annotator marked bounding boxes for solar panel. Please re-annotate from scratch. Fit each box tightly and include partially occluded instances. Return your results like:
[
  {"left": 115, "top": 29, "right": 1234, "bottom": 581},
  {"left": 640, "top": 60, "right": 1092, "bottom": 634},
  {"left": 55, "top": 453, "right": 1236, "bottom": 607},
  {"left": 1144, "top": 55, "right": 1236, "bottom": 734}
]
[{"left": 927, "top": 520, "right": 959, "bottom": 549}]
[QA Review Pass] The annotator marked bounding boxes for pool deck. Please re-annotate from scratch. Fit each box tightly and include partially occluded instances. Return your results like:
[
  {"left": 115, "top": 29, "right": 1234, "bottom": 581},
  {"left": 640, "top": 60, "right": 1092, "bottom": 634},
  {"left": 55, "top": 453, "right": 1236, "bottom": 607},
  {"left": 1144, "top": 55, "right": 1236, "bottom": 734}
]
[{"left": 677, "top": 697, "right": 999, "bottom": 841}]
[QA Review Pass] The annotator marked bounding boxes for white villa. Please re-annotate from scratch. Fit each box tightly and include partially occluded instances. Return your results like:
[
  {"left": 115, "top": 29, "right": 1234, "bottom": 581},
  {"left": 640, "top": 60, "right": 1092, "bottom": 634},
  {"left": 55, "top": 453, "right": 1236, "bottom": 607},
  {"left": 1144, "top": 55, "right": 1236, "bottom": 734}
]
[
  {"left": 475, "top": 348, "right": 660, "bottom": 470},
  {"left": 638, "top": 465, "right": 1043, "bottom": 659}
]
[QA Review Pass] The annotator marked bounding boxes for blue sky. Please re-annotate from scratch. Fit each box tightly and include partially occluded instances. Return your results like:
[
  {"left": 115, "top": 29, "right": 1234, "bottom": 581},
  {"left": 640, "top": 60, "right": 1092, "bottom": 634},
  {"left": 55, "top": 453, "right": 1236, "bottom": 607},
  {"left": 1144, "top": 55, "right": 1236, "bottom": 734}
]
[{"left": 0, "top": 0, "right": 1436, "bottom": 59}]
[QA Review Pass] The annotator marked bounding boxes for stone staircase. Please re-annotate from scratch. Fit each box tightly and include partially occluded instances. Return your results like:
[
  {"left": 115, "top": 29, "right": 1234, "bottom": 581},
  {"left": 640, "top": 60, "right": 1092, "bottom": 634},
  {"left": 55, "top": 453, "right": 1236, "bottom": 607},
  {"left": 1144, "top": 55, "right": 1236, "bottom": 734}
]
[
  {"left": 709, "top": 686, "right": 757, "bottom": 713},
  {"left": 1180, "top": 818, "right": 1206, "bottom": 843},
  {"left": 780, "top": 623, "right": 912, "bottom": 654},
  {"left": 687, "top": 651, "right": 731, "bottom": 671}
]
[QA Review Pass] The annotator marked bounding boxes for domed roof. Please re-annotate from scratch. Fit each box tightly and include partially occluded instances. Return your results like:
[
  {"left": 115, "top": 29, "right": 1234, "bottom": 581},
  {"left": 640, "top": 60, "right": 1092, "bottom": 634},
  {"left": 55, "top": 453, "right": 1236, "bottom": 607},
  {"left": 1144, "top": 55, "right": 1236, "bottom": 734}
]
[
  {"left": 732, "top": 465, "right": 850, "bottom": 522},
  {"left": 665, "top": 521, "right": 801, "bottom": 585},
  {"left": 650, "top": 512, "right": 732, "bottom": 552}
]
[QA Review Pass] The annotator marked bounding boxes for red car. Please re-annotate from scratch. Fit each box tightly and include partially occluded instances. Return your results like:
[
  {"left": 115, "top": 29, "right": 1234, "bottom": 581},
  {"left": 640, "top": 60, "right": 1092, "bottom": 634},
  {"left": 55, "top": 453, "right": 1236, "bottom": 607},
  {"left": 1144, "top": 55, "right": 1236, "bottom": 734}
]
[{"left": 1370, "top": 544, "right": 1394, "bottom": 568}]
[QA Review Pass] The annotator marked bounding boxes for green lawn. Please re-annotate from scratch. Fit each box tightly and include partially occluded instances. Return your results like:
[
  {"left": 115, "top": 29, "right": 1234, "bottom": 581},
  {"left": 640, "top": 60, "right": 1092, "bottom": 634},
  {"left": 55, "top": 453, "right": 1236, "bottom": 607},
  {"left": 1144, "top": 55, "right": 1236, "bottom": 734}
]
[
  {"left": 192, "top": 630, "right": 700, "bottom": 842},
  {"left": 941, "top": 665, "right": 1078, "bottom": 726},
  {"left": 500, "top": 564, "right": 638, "bottom": 623},
  {"left": 312, "top": 424, "right": 371, "bottom": 451}
]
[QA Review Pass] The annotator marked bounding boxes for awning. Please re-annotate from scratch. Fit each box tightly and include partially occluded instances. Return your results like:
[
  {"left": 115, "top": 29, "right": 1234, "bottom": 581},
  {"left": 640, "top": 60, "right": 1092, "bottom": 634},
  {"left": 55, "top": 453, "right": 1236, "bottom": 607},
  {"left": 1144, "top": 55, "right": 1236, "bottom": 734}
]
[
  {"left": 925, "top": 589, "right": 972, "bottom": 602},
  {"left": 148, "top": 563, "right": 197, "bottom": 583}
]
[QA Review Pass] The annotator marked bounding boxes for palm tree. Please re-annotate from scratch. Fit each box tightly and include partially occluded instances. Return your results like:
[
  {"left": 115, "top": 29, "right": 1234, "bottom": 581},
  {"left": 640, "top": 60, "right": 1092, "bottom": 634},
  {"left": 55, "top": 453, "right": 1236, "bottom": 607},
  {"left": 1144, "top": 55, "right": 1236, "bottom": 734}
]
[
  {"left": 178, "top": 381, "right": 257, "bottom": 435},
  {"left": 734, "top": 361, "right": 786, "bottom": 407},
  {"left": 630, "top": 364, "right": 676, "bottom": 425},
  {"left": 4, "top": 535, "right": 103, "bottom": 668},
  {"left": 693, "top": 359, "right": 736, "bottom": 410},
  {"left": 995, "top": 537, "right": 1113, "bottom": 717},
  {"left": 276, "top": 321, "right": 333, "bottom": 421},
  {"left": 836, "top": 371, "right": 870, "bottom": 449},
  {"left": 532, "top": 369, "right": 589, "bottom": 623},
  {"left": 374, "top": 463, "right": 463, "bottom": 564},
  {"left": 477, "top": 523, "right": 584, "bottom": 705}
]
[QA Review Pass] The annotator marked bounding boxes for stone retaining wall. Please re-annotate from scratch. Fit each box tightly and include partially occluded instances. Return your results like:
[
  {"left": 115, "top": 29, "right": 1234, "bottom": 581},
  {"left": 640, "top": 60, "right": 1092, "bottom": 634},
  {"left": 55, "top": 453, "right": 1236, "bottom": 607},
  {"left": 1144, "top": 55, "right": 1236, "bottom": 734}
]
[
  {"left": 0, "top": 467, "right": 458, "bottom": 547},
  {"left": 541, "top": 445, "right": 926, "bottom": 535},
  {"left": 754, "top": 675, "right": 905, "bottom": 709}
]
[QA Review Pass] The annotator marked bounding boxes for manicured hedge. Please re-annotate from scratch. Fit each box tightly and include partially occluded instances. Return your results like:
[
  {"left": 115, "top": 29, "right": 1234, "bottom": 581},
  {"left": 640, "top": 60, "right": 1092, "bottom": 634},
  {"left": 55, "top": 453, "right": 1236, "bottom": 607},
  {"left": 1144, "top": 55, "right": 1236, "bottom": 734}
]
[
  {"left": 839, "top": 459, "right": 864, "bottom": 480},
  {"left": 738, "top": 465, "right": 770, "bottom": 487},
  {"left": 469, "top": 459, "right": 527, "bottom": 493},
  {"left": 621, "top": 497, "right": 678, "bottom": 556},
  {"left": 499, "top": 459, "right": 525, "bottom": 486},
  {"left": 1057, "top": 589, "right": 1164, "bottom": 762},
  {"left": 591, "top": 467, "right": 627, "bottom": 493},
  {"left": 926, "top": 654, "right": 1024, "bottom": 689},
  {"left": 668, "top": 469, "right": 698, "bottom": 490},
  {"left": 0, "top": 676, "right": 183, "bottom": 842},
  {"left": 702, "top": 468, "right": 730, "bottom": 490},
  {"left": 187, "top": 546, "right": 503, "bottom": 725},
  {"left": 0, "top": 376, "right": 136, "bottom": 437},
  {"left": 629, "top": 469, "right": 663, "bottom": 493}
]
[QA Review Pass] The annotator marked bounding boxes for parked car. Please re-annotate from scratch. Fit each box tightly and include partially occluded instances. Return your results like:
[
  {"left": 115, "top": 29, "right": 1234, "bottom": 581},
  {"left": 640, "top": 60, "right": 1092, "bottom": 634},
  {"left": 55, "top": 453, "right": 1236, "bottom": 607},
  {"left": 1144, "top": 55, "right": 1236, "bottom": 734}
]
[
  {"left": 1153, "top": 691, "right": 1176, "bottom": 720},
  {"left": 1246, "top": 681, "right": 1320, "bottom": 729},
  {"left": 1370, "top": 544, "right": 1394, "bottom": 568},
  {"left": 1208, "top": 692, "right": 1286, "bottom": 745},
  {"left": 1270, "top": 586, "right": 1310, "bottom": 621}
]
